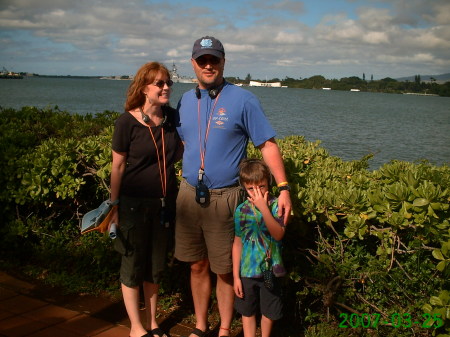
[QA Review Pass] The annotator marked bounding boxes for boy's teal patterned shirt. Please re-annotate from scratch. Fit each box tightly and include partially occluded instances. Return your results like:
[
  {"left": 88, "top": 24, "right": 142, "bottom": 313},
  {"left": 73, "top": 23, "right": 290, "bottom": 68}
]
[{"left": 234, "top": 196, "right": 286, "bottom": 278}]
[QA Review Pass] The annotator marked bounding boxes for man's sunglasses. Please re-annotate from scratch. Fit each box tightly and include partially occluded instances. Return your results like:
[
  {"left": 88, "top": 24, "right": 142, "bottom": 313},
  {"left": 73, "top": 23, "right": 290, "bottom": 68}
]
[
  {"left": 195, "top": 55, "right": 221, "bottom": 66},
  {"left": 152, "top": 79, "right": 174, "bottom": 88}
]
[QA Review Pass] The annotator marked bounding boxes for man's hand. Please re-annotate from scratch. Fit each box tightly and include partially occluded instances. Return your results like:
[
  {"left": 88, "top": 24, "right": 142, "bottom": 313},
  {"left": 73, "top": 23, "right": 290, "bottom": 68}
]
[{"left": 278, "top": 190, "right": 292, "bottom": 225}]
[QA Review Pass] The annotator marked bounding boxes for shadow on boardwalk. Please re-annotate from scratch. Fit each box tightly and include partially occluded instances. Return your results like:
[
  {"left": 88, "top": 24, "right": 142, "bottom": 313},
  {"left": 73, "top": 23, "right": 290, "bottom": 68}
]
[{"left": 0, "top": 270, "right": 249, "bottom": 337}]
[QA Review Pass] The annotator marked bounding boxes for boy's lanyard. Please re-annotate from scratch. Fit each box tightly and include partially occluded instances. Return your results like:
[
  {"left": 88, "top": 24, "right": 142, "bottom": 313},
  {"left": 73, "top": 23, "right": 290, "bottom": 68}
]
[{"left": 197, "top": 93, "right": 221, "bottom": 181}]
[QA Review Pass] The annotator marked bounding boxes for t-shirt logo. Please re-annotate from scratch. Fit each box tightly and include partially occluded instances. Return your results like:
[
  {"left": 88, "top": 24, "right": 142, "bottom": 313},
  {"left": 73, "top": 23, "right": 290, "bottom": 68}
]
[{"left": 213, "top": 107, "right": 228, "bottom": 129}]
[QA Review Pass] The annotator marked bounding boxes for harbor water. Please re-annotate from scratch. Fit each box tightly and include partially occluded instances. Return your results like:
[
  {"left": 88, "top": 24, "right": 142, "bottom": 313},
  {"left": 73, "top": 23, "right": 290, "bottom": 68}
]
[{"left": 1, "top": 77, "right": 449, "bottom": 170}]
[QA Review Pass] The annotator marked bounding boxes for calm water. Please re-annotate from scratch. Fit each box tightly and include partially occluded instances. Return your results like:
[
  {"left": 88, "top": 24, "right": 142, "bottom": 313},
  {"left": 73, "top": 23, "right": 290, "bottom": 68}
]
[{"left": 1, "top": 77, "right": 449, "bottom": 170}]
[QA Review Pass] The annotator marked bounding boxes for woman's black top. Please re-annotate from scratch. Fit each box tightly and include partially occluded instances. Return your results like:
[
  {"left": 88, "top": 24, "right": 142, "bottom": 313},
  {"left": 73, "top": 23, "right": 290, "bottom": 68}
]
[{"left": 112, "top": 106, "right": 181, "bottom": 199}]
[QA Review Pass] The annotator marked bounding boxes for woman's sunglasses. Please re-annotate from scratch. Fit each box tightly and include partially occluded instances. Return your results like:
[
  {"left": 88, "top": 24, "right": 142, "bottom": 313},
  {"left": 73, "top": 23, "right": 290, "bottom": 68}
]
[{"left": 152, "top": 79, "right": 174, "bottom": 88}]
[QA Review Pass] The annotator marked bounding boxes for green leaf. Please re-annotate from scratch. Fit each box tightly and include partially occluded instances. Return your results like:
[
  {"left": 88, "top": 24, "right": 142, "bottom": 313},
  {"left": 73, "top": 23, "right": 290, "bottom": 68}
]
[
  {"left": 430, "top": 296, "right": 443, "bottom": 306},
  {"left": 436, "top": 261, "right": 447, "bottom": 272},
  {"left": 413, "top": 198, "right": 429, "bottom": 207},
  {"left": 433, "top": 249, "right": 445, "bottom": 260},
  {"left": 438, "top": 290, "right": 450, "bottom": 304},
  {"left": 329, "top": 213, "right": 338, "bottom": 222},
  {"left": 422, "top": 303, "right": 432, "bottom": 313},
  {"left": 376, "top": 246, "right": 385, "bottom": 255},
  {"left": 344, "top": 227, "right": 356, "bottom": 239},
  {"left": 427, "top": 205, "right": 439, "bottom": 218}
]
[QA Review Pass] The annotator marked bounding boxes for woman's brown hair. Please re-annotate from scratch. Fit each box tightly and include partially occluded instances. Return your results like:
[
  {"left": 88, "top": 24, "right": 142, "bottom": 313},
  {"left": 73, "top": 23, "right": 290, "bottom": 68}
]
[{"left": 124, "top": 62, "right": 170, "bottom": 111}]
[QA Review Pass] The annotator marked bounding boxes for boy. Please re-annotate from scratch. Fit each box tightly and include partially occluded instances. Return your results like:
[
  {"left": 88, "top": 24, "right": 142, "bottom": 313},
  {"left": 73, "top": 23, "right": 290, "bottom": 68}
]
[{"left": 232, "top": 159, "right": 286, "bottom": 337}]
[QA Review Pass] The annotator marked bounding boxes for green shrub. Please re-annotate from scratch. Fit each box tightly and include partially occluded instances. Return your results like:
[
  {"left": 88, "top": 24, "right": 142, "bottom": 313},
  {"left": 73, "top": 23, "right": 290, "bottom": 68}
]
[
  {"left": 255, "top": 136, "right": 449, "bottom": 336},
  {"left": 0, "top": 108, "right": 448, "bottom": 336},
  {"left": 0, "top": 107, "right": 118, "bottom": 294}
]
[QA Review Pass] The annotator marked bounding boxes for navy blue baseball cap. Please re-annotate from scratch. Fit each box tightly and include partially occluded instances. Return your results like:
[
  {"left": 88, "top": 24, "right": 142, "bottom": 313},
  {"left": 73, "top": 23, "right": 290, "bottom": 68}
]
[{"left": 192, "top": 36, "right": 225, "bottom": 59}]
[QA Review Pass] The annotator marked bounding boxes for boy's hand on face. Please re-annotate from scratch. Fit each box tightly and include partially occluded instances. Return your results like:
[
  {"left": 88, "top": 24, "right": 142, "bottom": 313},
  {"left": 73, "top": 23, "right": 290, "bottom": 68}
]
[{"left": 247, "top": 185, "right": 269, "bottom": 211}]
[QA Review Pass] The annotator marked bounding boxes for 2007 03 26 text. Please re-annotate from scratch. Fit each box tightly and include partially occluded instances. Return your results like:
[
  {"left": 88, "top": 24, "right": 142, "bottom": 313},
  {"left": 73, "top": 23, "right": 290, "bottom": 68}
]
[{"left": 339, "top": 313, "right": 443, "bottom": 329}]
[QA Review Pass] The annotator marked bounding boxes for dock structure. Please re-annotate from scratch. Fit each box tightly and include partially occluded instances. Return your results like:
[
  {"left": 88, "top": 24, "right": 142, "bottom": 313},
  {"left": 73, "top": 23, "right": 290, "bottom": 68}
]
[
  {"left": 249, "top": 80, "right": 282, "bottom": 87},
  {"left": 0, "top": 67, "right": 23, "bottom": 79}
]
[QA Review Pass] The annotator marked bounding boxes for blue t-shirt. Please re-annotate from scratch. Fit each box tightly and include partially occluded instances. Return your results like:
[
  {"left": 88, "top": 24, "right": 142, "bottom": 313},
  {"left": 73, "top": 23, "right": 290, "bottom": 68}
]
[
  {"left": 176, "top": 82, "right": 276, "bottom": 188},
  {"left": 234, "top": 197, "right": 286, "bottom": 278}
]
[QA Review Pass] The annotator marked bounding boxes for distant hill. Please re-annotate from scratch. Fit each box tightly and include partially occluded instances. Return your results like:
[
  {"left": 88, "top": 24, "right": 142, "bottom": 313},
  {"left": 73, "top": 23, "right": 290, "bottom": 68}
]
[{"left": 396, "top": 73, "right": 450, "bottom": 83}]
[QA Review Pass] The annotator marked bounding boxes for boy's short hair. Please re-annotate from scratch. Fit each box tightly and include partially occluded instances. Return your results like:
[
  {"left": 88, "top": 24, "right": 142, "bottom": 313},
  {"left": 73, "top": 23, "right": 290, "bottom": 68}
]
[{"left": 239, "top": 158, "right": 272, "bottom": 186}]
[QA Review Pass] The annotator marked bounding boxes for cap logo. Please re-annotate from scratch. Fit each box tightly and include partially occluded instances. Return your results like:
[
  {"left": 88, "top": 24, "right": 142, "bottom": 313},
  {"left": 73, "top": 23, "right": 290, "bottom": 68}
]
[{"left": 200, "top": 39, "right": 213, "bottom": 48}]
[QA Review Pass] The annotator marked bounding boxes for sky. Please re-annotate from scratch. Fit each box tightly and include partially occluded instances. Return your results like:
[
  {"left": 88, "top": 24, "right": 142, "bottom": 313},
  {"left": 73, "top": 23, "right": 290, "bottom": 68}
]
[{"left": 1, "top": 0, "right": 449, "bottom": 80}]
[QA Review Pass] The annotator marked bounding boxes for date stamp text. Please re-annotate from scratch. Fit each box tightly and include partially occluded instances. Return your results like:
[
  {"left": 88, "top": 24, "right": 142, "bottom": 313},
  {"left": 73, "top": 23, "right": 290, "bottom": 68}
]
[{"left": 339, "top": 313, "right": 444, "bottom": 329}]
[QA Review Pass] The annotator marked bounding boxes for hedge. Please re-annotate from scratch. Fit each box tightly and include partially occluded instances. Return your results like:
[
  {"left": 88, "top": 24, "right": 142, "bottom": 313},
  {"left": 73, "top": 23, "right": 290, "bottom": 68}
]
[{"left": 1, "top": 107, "right": 448, "bottom": 336}]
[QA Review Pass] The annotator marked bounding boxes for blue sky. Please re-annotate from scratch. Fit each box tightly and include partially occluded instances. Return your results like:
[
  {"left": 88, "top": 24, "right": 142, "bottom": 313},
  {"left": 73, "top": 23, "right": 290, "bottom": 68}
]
[{"left": 1, "top": 0, "right": 449, "bottom": 80}]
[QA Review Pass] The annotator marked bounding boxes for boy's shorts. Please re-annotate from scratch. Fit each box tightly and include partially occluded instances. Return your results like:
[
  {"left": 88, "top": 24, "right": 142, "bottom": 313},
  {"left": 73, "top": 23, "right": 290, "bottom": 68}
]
[
  {"left": 174, "top": 179, "right": 243, "bottom": 274},
  {"left": 114, "top": 195, "right": 174, "bottom": 287},
  {"left": 234, "top": 277, "right": 283, "bottom": 320}
]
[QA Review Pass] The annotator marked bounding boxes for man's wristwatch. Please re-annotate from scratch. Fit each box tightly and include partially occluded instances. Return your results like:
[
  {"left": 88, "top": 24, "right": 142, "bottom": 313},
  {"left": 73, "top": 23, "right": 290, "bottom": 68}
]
[{"left": 278, "top": 185, "right": 291, "bottom": 192}]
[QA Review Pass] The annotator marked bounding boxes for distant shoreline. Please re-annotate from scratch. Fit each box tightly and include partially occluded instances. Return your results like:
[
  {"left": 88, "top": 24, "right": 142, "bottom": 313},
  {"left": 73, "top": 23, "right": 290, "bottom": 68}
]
[
  {"left": 13, "top": 74, "right": 450, "bottom": 97},
  {"left": 31, "top": 74, "right": 103, "bottom": 79}
]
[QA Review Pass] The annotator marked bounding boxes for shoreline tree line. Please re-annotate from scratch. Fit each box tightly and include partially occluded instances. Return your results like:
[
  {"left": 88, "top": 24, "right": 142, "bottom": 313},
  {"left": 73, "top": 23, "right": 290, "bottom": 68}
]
[
  {"left": 226, "top": 74, "right": 450, "bottom": 97},
  {"left": 12, "top": 71, "right": 450, "bottom": 97}
]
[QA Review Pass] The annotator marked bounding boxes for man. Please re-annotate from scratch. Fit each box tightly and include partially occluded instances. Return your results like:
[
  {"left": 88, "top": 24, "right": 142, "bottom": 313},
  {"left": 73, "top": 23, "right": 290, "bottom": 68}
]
[{"left": 175, "top": 36, "right": 291, "bottom": 337}]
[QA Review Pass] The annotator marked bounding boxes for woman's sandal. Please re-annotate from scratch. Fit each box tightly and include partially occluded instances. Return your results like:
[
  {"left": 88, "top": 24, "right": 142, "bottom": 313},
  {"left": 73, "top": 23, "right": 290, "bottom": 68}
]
[
  {"left": 149, "top": 328, "right": 170, "bottom": 337},
  {"left": 182, "top": 327, "right": 209, "bottom": 337}
]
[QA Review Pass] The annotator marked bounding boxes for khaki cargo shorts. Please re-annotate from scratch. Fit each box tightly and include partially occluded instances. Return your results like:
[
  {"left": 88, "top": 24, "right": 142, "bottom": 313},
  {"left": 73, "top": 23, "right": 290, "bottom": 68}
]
[{"left": 174, "top": 179, "right": 243, "bottom": 274}]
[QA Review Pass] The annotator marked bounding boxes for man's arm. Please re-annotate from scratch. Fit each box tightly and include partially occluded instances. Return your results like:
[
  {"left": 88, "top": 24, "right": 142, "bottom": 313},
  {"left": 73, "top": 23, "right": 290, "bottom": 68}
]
[{"left": 258, "top": 138, "right": 292, "bottom": 225}]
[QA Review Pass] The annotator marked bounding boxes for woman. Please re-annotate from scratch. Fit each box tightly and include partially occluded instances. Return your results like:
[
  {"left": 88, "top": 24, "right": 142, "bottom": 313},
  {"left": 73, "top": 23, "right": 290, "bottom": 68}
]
[{"left": 109, "top": 62, "right": 182, "bottom": 337}]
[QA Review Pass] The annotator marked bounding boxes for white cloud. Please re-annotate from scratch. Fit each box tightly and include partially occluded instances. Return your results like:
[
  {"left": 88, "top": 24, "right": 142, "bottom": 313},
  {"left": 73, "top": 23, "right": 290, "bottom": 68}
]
[
  {"left": 225, "top": 43, "right": 257, "bottom": 53},
  {"left": 119, "top": 38, "right": 150, "bottom": 48},
  {"left": 274, "top": 31, "right": 305, "bottom": 44},
  {"left": 275, "top": 59, "right": 296, "bottom": 67},
  {"left": 375, "top": 53, "right": 434, "bottom": 64},
  {"left": 167, "top": 49, "right": 181, "bottom": 58},
  {"left": 357, "top": 8, "right": 392, "bottom": 30},
  {"left": 0, "top": 0, "right": 449, "bottom": 79},
  {"left": 433, "top": 4, "right": 450, "bottom": 25},
  {"left": 362, "top": 31, "right": 389, "bottom": 44}
]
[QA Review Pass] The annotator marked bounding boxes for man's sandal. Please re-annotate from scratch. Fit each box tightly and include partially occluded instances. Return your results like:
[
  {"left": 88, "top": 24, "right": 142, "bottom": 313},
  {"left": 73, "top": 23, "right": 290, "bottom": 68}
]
[
  {"left": 149, "top": 328, "right": 170, "bottom": 337},
  {"left": 182, "top": 327, "right": 209, "bottom": 337}
]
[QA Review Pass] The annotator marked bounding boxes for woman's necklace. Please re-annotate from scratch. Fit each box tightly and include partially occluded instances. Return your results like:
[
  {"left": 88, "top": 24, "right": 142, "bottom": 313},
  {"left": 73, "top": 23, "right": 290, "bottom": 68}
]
[{"left": 140, "top": 107, "right": 166, "bottom": 126}]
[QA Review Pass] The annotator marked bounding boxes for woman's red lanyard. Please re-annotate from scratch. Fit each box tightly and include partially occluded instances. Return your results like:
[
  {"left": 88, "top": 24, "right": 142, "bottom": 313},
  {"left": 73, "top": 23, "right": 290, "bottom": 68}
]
[
  {"left": 142, "top": 109, "right": 167, "bottom": 213},
  {"left": 197, "top": 93, "right": 221, "bottom": 181}
]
